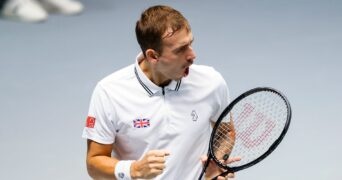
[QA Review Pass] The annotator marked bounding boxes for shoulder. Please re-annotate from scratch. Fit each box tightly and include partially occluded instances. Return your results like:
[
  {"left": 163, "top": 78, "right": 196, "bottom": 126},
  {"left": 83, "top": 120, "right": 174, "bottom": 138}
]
[
  {"left": 92, "top": 64, "right": 136, "bottom": 97},
  {"left": 98, "top": 64, "right": 135, "bottom": 87}
]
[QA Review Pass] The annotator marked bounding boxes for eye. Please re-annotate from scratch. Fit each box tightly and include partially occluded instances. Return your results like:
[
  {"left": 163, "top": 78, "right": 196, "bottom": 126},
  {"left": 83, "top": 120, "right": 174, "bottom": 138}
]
[
  {"left": 176, "top": 46, "right": 188, "bottom": 54},
  {"left": 179, "top": 46, "right": 187, "bottom": 52}
]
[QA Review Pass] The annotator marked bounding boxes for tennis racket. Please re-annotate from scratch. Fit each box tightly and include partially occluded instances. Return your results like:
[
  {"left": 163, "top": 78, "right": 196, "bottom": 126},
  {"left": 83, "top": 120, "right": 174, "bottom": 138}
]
[{"left": 198, "top": 87, "right": 291, "bottom": 180}]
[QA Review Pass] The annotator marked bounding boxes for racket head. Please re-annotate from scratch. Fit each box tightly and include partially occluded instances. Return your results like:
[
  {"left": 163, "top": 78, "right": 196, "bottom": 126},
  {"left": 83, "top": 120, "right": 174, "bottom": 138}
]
[{"left": 209, "top": 87, "right": 291, "bottom": 172}]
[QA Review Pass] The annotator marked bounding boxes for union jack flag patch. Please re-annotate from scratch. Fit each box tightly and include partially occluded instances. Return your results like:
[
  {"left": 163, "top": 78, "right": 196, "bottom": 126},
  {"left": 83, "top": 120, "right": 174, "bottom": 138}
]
[{"left": 133, "top": 118, "right": 150, "bottom": 128}]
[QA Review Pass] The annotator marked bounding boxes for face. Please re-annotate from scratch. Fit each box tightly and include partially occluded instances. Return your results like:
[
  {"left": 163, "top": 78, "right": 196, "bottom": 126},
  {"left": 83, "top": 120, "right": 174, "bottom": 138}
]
[{"left": 153, "top": 28, "right": 196, "bottom": 85}]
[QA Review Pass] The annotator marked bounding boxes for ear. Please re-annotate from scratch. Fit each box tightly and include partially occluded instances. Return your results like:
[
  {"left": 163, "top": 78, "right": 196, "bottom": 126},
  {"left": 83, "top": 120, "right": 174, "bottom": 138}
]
[{"left": 145, "top": 49, "right": 159, "bottom": 63}]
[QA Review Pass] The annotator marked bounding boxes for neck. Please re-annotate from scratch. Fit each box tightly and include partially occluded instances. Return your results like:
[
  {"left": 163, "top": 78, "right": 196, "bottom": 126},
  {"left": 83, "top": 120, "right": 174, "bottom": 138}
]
[{"left": 139, "top": 59, "right": 171, "bottom": 87}]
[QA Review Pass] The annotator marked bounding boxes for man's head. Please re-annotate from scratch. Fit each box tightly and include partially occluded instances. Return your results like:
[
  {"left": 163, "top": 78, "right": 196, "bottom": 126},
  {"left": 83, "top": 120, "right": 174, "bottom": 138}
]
[
  {"left": 135, "top": 5, "right": 191, "bottom": 57},
  {"left": 136, "top": 5, "right": 196, "bottom": 86}
]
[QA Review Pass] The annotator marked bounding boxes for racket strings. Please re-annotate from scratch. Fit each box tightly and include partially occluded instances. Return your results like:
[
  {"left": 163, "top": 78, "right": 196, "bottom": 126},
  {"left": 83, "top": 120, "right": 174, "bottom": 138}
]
[
  {"left": 212, "top": 91, "right": 289, "bottom": 167},
  {"left": 212, "top": 122, "right": 235, "bottom": 161}
]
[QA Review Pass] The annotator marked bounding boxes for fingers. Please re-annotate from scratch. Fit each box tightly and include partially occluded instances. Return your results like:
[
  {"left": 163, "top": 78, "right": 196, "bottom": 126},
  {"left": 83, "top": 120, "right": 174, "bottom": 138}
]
[
  {"left": 201, "top": 154, "right": 241, "bottom": 165},
  {"left": 201, "top": 155, "right": 240, "bottom": 180},
  {"left": 224, "top": 156, "right": 241, "bottom": 164},
  {"left": 200, "top": 155, "right": 208, "bottom": 164},
  {"left": 132, "top": 149, "right": 170, "bottom": 179},
  {"left": 216, "top": 176, "right": 226, "bottom": 180},
  {"left": 146, "top": 150, "right": 170, "bottom": 165},
  {"left": 217, "top": 172, "right": 235, "bottom": 180},
  {"left": 147, "top": 150, "right": 169, "bottom": 172},
  {"left": 148, "top": 149, "right": 170, "bottom": 160},
  {"left": 226, "top": 172, "right": 235, "bottom": 180}
]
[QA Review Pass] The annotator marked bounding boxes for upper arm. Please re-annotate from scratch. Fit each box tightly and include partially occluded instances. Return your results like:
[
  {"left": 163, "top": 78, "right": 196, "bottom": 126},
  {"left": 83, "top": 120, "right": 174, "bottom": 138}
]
[
  {"left": 87, "top": 139, "right": 113, "bottom": 159},
  {"left": 86, "top": 140, "right": 119, "bottom": 179}
]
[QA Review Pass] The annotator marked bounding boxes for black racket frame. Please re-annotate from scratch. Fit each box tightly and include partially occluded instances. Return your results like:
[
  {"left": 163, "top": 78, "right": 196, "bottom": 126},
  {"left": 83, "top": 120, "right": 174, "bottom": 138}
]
[{"left": 199, "top": 87, "right": 291, "bottom": 179}]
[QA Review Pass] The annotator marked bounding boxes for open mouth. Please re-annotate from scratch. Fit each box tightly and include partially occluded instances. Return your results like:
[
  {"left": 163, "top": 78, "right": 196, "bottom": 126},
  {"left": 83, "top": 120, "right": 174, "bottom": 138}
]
[{"left": 183, "top": 67, "right": 189, "bottom": 77}]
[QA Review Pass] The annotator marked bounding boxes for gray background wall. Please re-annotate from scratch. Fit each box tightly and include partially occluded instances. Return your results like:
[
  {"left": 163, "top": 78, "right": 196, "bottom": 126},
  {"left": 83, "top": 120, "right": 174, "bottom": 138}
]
[{"left": 1, "top": 0, "right": 341, "bottom": 179}]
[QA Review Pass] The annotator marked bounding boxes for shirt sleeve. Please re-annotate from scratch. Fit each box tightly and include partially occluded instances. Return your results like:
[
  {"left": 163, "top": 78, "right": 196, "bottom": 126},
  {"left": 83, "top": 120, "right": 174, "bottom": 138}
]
[
  {"left": 211, "top": 71, "right": 230, "bottom": 122},
  {"left": 82, "top": 83, "right": 117, "bottom": 144}
]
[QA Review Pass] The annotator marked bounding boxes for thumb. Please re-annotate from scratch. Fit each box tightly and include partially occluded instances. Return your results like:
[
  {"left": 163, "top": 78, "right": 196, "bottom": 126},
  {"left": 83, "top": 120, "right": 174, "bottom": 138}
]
[{"left": 200, "top": 155, "right": 208, "bottom": 164}]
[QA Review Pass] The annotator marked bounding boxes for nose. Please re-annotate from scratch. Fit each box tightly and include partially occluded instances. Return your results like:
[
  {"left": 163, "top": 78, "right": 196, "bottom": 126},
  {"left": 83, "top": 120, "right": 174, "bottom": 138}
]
[{"left": 187, "top": 46, "right": 196, "bottom": 62}]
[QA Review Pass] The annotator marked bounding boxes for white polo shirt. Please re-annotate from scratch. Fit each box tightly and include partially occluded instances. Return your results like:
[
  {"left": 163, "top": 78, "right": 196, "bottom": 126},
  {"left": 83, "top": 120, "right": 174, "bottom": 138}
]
[{"left": 82, "top": 53, "right": 230, "bottom": 179}]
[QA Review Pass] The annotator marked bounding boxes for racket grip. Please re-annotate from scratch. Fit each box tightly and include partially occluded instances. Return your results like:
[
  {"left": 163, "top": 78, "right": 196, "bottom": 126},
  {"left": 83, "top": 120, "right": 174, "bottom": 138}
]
[{"left": 212, "top": 170, "right": 230, "bottom": 180}]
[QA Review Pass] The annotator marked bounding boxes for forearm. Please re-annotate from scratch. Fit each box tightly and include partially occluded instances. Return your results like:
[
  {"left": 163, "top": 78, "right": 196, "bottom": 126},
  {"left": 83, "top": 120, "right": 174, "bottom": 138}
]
[
  {"left": 87, "top": 155, "right": 119, "bottom": 180},
  {"left": 86, "top": 139, "right": 169, "bottom": 179}
]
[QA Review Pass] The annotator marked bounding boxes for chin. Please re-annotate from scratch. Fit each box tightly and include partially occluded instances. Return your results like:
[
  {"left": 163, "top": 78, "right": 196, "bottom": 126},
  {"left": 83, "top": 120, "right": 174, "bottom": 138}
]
[{"left": 173, "top": 75, "right": 183, "bottom": 80}]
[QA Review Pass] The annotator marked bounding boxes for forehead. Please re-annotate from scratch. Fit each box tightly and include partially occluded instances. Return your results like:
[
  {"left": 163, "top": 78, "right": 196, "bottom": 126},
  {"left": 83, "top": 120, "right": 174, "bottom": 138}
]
[{"left": 162, "top": 28, "right": 193, "bottom": 49}]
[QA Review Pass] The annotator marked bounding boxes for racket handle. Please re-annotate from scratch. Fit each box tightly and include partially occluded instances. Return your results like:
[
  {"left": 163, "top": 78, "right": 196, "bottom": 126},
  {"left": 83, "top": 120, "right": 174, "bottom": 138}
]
[
  {"left": 212, "top": 170, "right": 229, "bottom": 180},
  {"left": 198, "top": 156, "right": 211, "bottom": 180}
]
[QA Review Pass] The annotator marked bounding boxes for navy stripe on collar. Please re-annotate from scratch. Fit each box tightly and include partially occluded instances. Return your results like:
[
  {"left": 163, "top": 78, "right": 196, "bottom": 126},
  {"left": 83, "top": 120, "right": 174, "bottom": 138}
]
[
  {"left": 134, "top": 67, "right": 182, "bottom": 95},
  {"left": 134, "top": 67, "right": 153, "bottom": 96},
  {"left": 175, "top": 79, "right": 181, "bottom": 91}
]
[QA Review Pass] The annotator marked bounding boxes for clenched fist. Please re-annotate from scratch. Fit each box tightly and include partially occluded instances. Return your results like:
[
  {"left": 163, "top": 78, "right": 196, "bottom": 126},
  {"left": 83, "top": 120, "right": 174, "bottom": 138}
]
[{"left": 130, "top": 149, "right": 170, "bottom": 179}]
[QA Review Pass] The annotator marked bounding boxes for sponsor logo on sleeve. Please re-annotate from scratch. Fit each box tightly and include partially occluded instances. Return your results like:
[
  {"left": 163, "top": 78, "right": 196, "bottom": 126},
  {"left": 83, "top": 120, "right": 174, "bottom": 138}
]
[{"left": 86, "top": 116, "right": 96, "bottom": 128}]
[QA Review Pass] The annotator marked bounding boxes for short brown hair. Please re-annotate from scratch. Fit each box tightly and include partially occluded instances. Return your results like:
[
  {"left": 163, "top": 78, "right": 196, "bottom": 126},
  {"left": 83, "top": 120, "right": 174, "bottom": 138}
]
[{"left": 135, "top": 5, "right": 191, "bottom": 56}]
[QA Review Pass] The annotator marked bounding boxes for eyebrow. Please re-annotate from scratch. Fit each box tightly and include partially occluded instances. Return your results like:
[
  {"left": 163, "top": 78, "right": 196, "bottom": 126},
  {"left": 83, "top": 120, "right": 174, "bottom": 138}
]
[{"left": 173, "top": 38, "right": 194, "bottom": 53}]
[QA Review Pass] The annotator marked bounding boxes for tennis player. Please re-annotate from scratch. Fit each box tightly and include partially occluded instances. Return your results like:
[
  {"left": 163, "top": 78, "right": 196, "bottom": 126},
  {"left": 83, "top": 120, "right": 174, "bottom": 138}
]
[{"left": 82, "top": 5, "right": 239, "bottom": 180}]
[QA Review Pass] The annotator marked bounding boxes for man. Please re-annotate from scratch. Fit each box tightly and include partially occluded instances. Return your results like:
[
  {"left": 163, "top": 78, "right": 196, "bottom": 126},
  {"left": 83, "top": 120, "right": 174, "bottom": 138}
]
[{"left": 82, "top": 5, "right": 239, "bottom": 180}]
